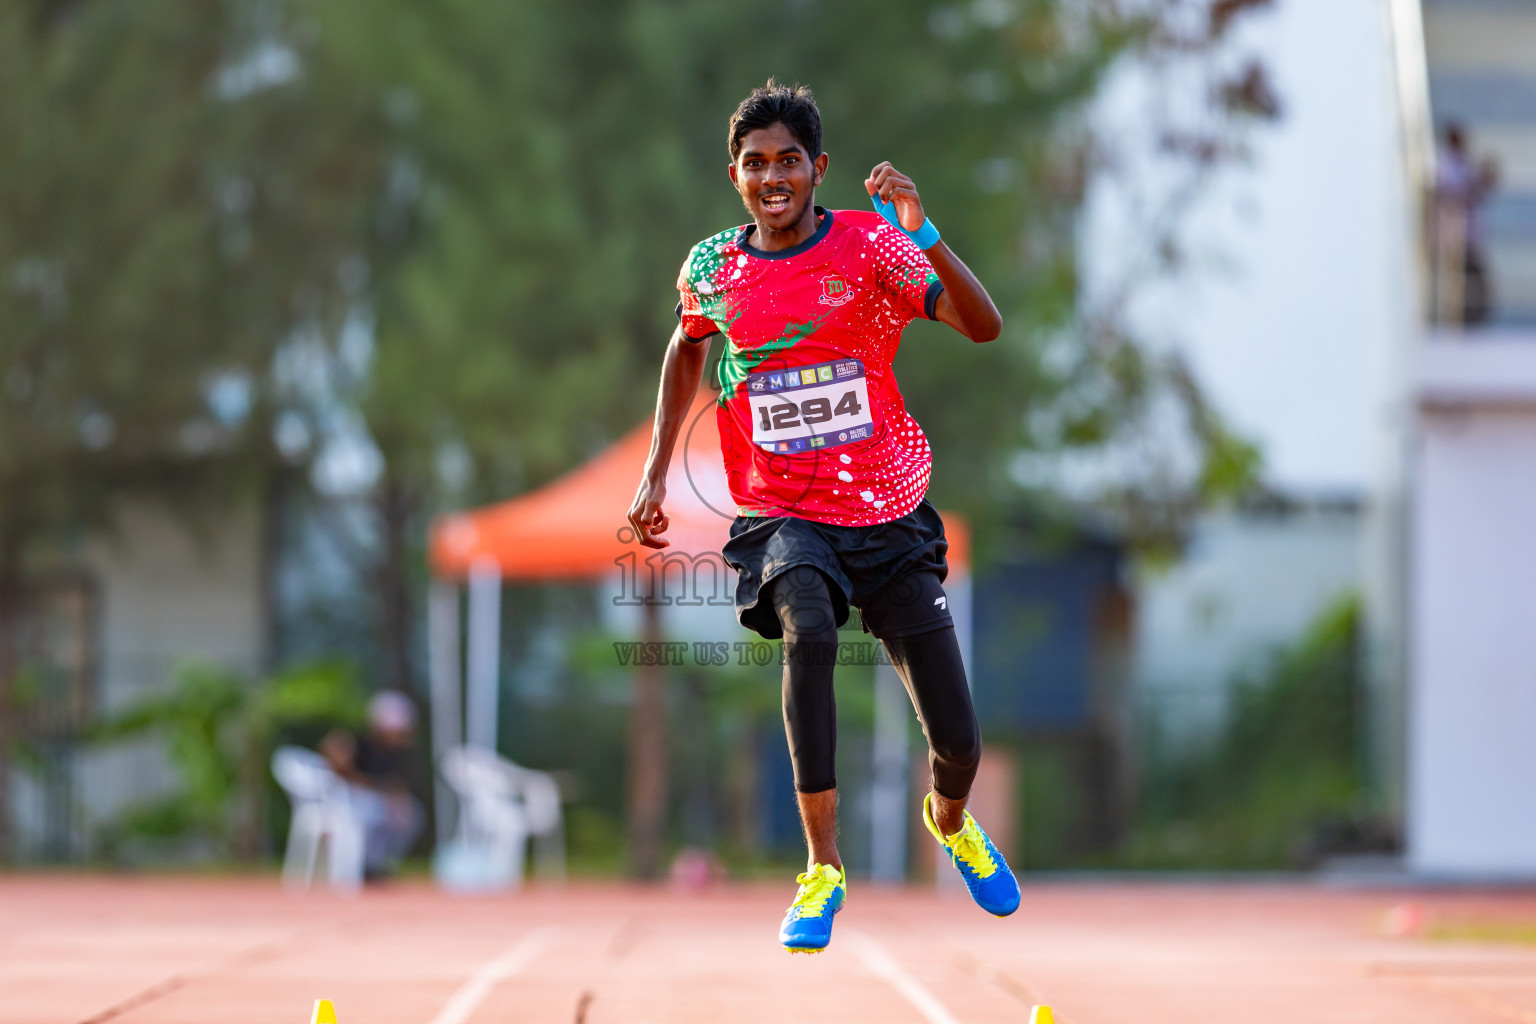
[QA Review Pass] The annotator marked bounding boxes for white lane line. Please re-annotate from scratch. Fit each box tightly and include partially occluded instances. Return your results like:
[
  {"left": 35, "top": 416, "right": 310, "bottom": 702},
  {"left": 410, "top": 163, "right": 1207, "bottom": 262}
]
[
  {"left": 846, "top": 930, "right": 963, "bottom": 1024},
  {"left": 427, "top": 928, "right": 556, "bottom": 1024}
]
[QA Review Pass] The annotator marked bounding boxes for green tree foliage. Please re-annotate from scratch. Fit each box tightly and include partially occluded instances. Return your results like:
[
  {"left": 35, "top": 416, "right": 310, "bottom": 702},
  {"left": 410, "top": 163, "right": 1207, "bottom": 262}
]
[
  {"left": 0, "top": 0, "right": 369, "bottom": 857},
  {"left": 0, "top": 0, "right": 373, "bottom": 549},
  {"left": 1, "top": 0, "right": 1276, "bottom": 856},
  {"left": 285, "top": 0, "right": 1200, "bottom": 505},
  {"left": 255, "top": 0, "right": 1274, "bottom": 687}
]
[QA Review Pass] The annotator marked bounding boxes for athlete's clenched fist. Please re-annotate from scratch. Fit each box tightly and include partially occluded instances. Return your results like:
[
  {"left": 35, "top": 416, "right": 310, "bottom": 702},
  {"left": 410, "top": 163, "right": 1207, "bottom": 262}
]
[
  {"left": 865, "top": 161, "right": 927, "bottom": 234},
  {"left": 626, "top": 478, "right": 671, "bottom": 549}
]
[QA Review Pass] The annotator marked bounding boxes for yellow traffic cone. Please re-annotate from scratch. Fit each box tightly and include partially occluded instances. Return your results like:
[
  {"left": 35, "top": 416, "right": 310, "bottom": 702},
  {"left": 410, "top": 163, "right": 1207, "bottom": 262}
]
[
  {"left": 310, "top": 999, "right": 337, "bottom": 1024},
  {"left": 1028, "top": 1006, "right": 1054, "bottom": 1024}
]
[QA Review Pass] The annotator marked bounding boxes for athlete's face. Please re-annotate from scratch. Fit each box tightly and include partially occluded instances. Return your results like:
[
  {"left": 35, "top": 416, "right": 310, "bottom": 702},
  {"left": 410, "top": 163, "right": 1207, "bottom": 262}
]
[{"left": 729, "top": 123, "right": 828, "bottom": 232}]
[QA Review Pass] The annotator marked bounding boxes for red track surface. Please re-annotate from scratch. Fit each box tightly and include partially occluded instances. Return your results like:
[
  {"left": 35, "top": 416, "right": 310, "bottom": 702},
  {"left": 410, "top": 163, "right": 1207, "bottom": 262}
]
[{"left": 6, "top": 877, "right": 1536, "bottom": 1024}]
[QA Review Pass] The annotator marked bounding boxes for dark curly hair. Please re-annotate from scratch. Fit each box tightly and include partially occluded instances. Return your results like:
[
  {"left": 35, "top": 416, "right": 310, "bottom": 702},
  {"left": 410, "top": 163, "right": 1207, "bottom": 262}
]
[{"left": 728, "top": 79, "right": 822, "bottom": 161}]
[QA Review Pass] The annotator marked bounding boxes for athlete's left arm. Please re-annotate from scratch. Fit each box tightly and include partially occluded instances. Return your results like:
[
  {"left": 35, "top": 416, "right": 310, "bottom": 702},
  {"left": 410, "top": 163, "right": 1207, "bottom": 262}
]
[
  {"left": 867, "top": 162, "right": 1003, "bottom": 343},
  {"left": 926, "top": 242, "right": 1002, "bottom": 343}
]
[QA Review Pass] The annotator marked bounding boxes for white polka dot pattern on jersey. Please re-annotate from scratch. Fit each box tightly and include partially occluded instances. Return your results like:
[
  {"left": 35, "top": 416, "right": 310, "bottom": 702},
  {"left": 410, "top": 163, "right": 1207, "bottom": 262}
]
[{"left": 689, "top": 208, "right": 943, "bottom": 527}]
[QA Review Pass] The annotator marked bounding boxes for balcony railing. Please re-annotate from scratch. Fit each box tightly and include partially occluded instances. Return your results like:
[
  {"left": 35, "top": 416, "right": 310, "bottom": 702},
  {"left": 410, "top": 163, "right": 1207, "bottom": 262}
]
[{"left": 1430, "top": 190, "right": 1536, "bottom": 331}]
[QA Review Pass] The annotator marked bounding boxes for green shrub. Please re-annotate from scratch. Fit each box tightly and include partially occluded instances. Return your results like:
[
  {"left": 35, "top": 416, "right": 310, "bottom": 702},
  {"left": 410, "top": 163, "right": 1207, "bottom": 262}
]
[
  {"left": 92, "top": 660, "right": 366, "bottom": 862},
  {"left": 1112, "top": 594, "right": 1368, "bottom": 870}
]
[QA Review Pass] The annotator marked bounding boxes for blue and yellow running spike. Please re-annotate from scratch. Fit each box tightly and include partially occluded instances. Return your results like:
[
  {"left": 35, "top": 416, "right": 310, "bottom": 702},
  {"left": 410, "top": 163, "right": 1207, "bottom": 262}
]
[
  {"left": 923, "top": 793, "right": 1020, "bottom": 918},
  {"left": 778, "top": 863, "right": 846, "bottom": 954}
]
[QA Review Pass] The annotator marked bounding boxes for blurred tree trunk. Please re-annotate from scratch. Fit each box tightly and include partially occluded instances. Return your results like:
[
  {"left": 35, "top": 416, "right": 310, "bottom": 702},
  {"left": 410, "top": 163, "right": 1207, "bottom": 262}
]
[
  {"left": 727, "top": 721, "right": 761, "bottom": 855},
  {"left": 376, "top": 473, "right": 417, "bottom": 697},
  {"left": 232, "top": 706, "right": 267, "bottom": 863},
  {"left": 229, "top": 464, "right": 297, "bottom": 863},
  {"left": 257, "top": 464, "right": 295, "bottom": 677},
  {"left": 627, "top": 597, "right": 667, "bottom": 879},
  {"left": 0, "top": 523, "right": 21, "bottom": 863}
]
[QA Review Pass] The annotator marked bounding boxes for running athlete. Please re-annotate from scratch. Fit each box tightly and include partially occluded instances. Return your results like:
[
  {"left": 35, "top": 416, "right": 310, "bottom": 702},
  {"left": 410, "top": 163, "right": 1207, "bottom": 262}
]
[{"left": 627, "top": 81, "right": 1019, "bottom": 954}]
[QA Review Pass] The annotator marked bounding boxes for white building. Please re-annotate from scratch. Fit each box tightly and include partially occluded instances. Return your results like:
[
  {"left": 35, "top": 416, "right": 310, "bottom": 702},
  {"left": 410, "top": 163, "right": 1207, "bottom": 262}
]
[
  {"left": 1086, "top": 0, "right": 1536, "bottom": 877},
  {"left": 1082, "top": 0, "right": 1413, "bottom": 753},
  {"left": 1405, "top": 0, "right": 1536, "bottom": 878}
]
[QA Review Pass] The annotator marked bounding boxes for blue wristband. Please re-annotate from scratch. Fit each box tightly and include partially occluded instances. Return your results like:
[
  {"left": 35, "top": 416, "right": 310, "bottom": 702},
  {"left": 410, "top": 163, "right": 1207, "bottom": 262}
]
[{"left": 871, "top": 193, "right": 941, "bottom": 250}]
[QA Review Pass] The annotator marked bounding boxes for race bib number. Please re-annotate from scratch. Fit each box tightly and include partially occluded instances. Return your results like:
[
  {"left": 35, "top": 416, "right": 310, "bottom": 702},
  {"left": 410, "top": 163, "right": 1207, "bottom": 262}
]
[{"left": 745, "top": 359, "right": 874, "bottom": 453}]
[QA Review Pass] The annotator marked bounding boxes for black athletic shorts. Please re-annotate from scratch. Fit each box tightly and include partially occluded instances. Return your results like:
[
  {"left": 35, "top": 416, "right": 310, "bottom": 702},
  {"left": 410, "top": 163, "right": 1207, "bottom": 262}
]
[{"left": 722, "top": 498, "right": 953, "bottom": 641}]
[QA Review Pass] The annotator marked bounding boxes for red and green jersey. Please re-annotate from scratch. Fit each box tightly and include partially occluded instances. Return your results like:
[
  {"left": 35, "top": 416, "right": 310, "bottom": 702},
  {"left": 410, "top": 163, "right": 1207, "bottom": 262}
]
[{"left": 676, "top": 207, "right": 944, "bottom": 527}]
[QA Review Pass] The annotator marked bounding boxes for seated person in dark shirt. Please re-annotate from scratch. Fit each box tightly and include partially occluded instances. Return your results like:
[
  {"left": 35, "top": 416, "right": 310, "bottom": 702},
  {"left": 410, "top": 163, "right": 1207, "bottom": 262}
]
[{"left": 321, "top": 690, "right": 423, "bottom": 879}]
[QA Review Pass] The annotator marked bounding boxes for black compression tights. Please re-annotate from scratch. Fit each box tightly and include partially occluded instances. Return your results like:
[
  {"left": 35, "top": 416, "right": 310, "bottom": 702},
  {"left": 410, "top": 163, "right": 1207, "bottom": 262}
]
[{"left": 767, "top": 565, "right": 981, "bottom": 800}]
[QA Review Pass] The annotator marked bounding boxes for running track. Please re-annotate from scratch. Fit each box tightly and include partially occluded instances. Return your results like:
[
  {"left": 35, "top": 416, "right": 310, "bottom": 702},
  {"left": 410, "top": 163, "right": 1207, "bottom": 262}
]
[{"left": 6, "top": 878, "right": 1536, "bottom": 1024}]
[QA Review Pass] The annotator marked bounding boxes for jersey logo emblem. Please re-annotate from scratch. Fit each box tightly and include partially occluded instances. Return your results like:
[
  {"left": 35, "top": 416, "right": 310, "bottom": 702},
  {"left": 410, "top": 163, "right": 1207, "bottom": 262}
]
[
  {"left": 934, "top": 596, "right": 947, "bottom": 610},
  {"left": 819, "top": 273, "right": 854, "bottom": 306}
]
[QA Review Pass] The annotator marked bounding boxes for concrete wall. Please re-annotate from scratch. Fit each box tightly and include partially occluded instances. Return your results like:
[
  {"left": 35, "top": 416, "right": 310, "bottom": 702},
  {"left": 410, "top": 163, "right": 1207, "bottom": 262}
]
[
  {"left": 1132, "top": 505, "right": 1362, "bottom": 739},
  {"left": 1408, "top": 338, "right": 1536, "bottom": 876},
  {"left": 1081, "top": 0, "right": 1408, "bottom": 495},
  {"left": 68, "top": 501, "right": 263, "bottom": 835}
]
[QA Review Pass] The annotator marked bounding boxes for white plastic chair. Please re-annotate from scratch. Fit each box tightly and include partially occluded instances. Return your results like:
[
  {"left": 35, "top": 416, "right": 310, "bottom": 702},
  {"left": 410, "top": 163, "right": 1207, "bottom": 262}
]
[
  {"left": 436, "top": 746, "right": 566, "bottom": 890},
  {"left": 271, "top": 745, "right": 364, "bottom": 893}
]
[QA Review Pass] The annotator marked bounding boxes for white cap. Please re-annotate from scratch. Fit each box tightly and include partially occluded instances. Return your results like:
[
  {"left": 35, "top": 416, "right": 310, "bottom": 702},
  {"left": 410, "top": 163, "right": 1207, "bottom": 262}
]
[{"left": 368, "top": 690, "right": 417, "bottom": 732}]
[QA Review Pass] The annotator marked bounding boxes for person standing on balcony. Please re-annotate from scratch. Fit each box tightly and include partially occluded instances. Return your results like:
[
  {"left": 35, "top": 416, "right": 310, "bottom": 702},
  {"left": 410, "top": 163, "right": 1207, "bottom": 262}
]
[{"left": 1437, "top": 122, "right": 1499, "bottom": 325}]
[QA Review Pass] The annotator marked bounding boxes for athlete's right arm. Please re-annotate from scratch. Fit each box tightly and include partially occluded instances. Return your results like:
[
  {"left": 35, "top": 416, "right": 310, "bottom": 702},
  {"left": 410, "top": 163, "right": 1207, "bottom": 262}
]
[{"left": 627, "top": 325, "right": 715, "bottom": 549}]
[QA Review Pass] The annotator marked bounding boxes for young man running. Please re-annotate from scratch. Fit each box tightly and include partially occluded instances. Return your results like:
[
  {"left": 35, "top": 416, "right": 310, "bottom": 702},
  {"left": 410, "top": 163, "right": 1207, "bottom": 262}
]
[{"left": 627, "top": 81, "right": 1018, "bottom": 953}]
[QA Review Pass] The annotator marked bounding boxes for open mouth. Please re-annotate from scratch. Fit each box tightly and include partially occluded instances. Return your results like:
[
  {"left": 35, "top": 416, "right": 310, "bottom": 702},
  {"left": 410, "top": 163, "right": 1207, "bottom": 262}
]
[{"left": 761, "top": 192, "right": 792, "bottom": 214}]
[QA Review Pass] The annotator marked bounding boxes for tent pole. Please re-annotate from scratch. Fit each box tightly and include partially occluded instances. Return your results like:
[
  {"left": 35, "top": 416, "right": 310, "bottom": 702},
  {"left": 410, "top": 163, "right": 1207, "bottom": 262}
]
[
  {"left": 466, "top": 559, "right": 502, "bottom": 752},
  {"left": 427, "top": 579, "right": 462, "bottom": 847},
  {"left": 627, "top": 583, "right": 668, "bottom": 879},
  {"left": 870, "top": 659, "right": 910, "bottom": 883}
]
